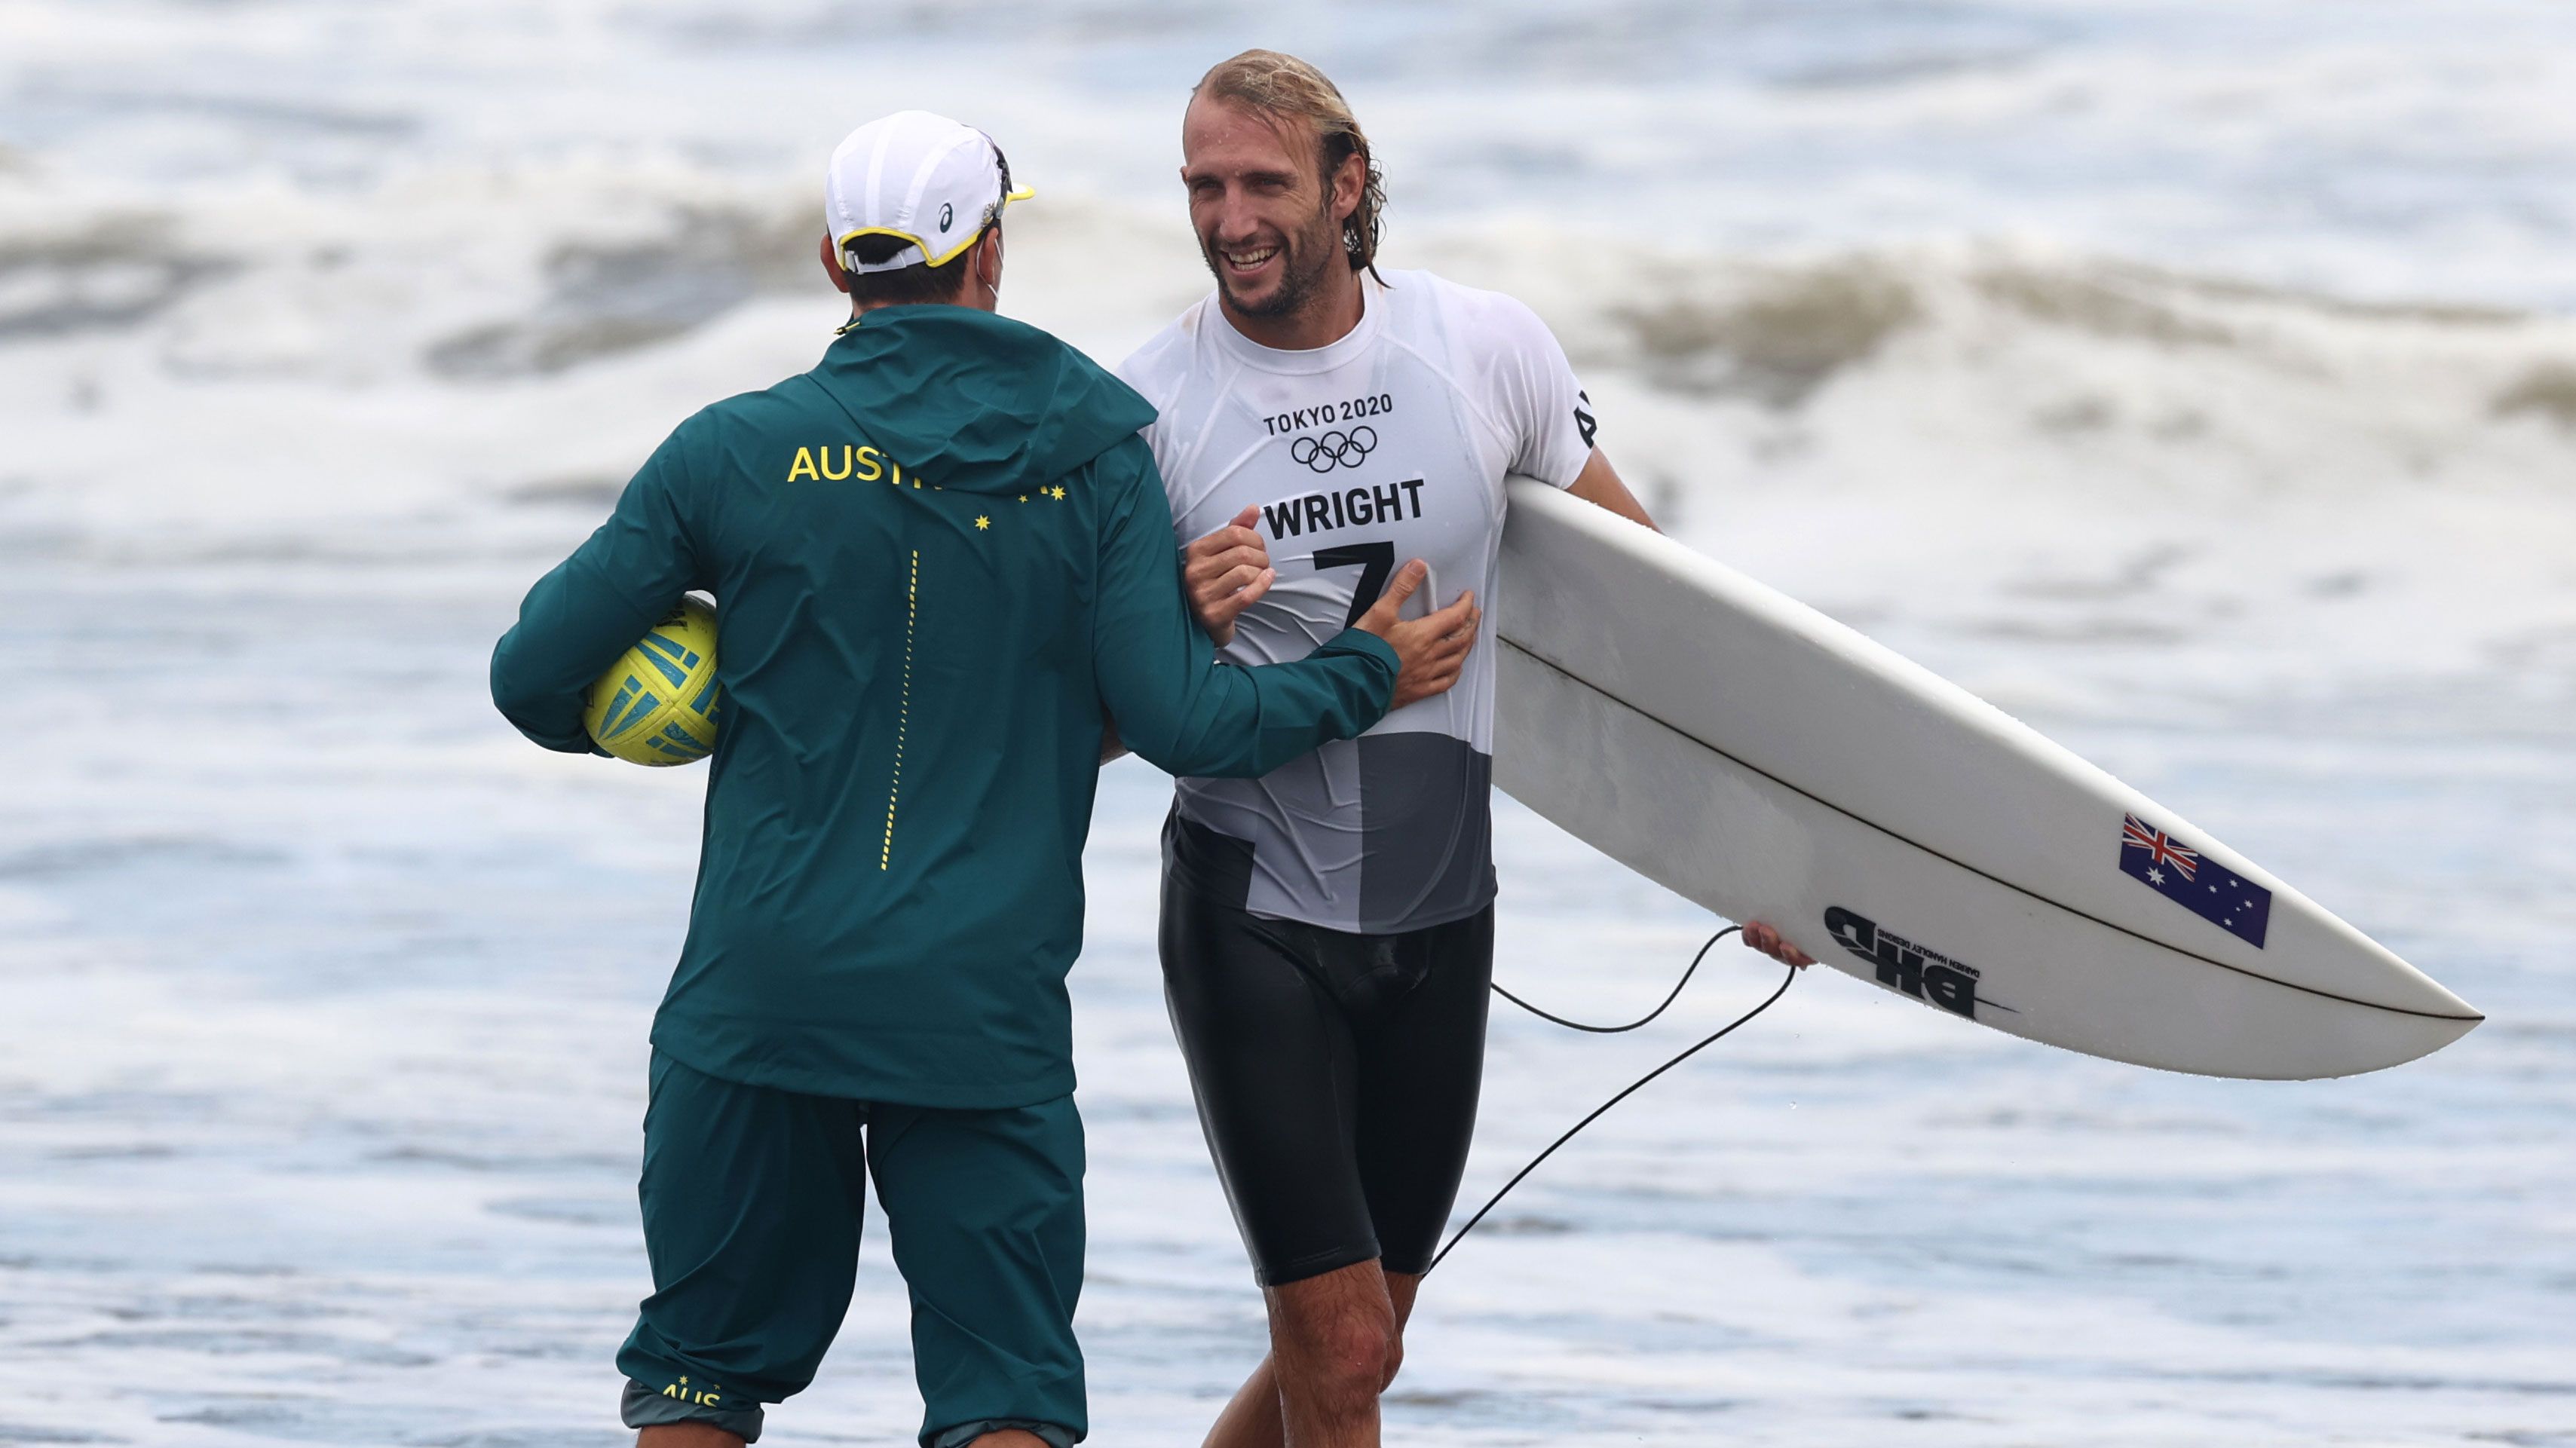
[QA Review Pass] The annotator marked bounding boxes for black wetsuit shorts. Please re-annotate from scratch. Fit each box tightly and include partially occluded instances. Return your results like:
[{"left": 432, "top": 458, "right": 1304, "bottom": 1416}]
[{"left": 1159, "top": 815, "right": 1494, "bottom": 1287}]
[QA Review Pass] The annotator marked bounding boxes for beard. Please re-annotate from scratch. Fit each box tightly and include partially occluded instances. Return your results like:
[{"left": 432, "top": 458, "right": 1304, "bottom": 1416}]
[{"left": 1201, "top": 201, "right": 1343, "bottom": 319}]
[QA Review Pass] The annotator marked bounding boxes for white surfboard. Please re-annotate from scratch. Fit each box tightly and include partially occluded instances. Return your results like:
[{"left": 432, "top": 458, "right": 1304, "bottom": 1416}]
[{"left": 1492, "top": 479, "right": 2480, "bottom": 1080}]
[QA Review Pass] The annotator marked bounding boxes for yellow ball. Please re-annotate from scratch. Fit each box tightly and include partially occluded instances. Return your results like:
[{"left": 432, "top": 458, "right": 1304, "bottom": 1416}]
[{"left": 584, "top": 598, "right": 723, "bottom": 766}]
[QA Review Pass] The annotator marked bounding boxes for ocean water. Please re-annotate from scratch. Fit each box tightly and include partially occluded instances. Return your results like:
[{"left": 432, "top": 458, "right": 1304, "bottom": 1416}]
[{"left": 5, "top": 2, "right": 2574, "bottom": 1444}]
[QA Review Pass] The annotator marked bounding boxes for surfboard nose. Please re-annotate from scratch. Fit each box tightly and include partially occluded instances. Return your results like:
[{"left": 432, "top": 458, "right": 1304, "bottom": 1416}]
[
  {"left": 2420, "top": 980, "right": 2483, "bottom": 1025},
  {"left": 2347, "top": 936, "right": 2484, "bottom": 1030},
  {"left": 2242, "top": 960, "right": 2481, "bottom": 1081},
  {"left": 2327, "top": 998, "right": 2483, "bottom": 1080}
]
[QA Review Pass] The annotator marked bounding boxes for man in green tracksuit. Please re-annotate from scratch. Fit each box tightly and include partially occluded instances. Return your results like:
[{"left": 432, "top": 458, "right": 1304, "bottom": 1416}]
[{"left": 489, "top": 111, "right": 1480, "bottom": 1448}]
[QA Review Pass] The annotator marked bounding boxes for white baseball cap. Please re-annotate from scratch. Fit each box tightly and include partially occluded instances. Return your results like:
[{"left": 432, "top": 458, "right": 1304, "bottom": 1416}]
[{"left": 825, "top": 110, "right": 1032, "bottom": 274}]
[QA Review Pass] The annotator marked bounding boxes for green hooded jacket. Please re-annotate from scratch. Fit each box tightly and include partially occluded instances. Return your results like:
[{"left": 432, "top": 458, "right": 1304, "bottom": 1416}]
[{"left": 492, "top": 306, "right": 1397, "bottom": 1107}]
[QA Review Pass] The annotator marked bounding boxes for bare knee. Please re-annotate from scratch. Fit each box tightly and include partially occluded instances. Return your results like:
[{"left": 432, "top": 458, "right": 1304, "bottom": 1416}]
[
  {"left": 1297, "top": 1312, "right": 1396, "bottom": 1411},
  {"left": 1270, "top": 1269, "right": 1399, "bottom": 1419},
  {"left": 1321, "top": 1310, "right": 1396, "bottom": 1380}
]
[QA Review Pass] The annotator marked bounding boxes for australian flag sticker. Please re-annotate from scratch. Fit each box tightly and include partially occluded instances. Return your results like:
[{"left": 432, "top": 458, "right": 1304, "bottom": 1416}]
[{"left": 2120, "top": 813, "right": 2271, "bottom": 948}]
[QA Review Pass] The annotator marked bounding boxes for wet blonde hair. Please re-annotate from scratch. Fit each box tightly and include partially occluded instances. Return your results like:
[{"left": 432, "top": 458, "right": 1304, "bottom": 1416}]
[{"left": 1193, "top": 49, "right": 1386, "bottom": 277}]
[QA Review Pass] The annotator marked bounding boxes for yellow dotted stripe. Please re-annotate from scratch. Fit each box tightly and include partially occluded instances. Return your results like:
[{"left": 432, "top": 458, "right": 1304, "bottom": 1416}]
[{"left": 881, "top": 549, "right": 917, "bottom": 871}]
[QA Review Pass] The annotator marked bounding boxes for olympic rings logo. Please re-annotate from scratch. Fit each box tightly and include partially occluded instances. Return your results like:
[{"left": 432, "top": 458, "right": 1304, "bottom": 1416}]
[{"left": 1288, "top": 427, "right": 1377, "bottom": 474}]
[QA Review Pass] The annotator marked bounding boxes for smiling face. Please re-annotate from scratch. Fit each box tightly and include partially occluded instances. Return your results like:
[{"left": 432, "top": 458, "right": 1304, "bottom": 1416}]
[{"left": 1181, "top": 93, "right": 1362, "bottom": 322}]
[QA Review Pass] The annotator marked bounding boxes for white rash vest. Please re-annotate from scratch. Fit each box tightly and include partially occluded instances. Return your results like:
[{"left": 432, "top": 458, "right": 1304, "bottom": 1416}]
[{"left": 1117, "top": 268, "right": 1597, "bottom": 933}]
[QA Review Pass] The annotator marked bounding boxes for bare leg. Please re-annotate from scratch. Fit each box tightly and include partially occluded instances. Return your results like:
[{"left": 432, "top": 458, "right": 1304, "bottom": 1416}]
[
  {"left": 1267, "top": 1260, "right": 1394, "bottom": 1448},
  {"left": 1204, "top": 1263, "right": 1426, "bottom": 1448},
  {"left": 1382, "top": 1271, "right": 1421, "bottom": 1387},
  {"left": 643, "top": 1422, "right": 1046, "bottom": 1447},
  {"left": 638, "top": 1426, "right": 743, "bottom": 1448},
  {"left": 1202, "top": 1339, "right": 1284, "bottom": 1448}
]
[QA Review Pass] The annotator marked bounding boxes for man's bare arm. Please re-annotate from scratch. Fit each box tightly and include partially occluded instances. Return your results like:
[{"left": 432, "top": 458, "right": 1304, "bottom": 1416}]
[{"left": 1564, "top": 448, "right": 1657, "bottom": 531}]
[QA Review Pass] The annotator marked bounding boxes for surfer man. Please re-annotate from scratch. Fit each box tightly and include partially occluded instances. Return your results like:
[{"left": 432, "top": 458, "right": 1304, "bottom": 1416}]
[
  {"left": 1113, "top": 51, "right": 1815, "bottom": 1448},
  {"left": 492, "top": 109, "right": 1478, "bottom": 1448}
]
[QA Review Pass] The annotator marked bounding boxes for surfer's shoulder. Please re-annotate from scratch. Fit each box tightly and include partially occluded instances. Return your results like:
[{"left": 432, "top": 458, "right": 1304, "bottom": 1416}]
[
  {"left": 1400, "top": 270, "right": 1559, "bottom": 351},
  {"left": 1380, "top": 271, "right": 1570, "bottom": 407}
]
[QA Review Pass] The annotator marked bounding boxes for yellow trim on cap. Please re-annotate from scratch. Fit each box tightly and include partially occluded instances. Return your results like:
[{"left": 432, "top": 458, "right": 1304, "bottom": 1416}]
[
  {"left": 835, "top": 224, "right": 975, "bottom": 269},
  {"left": 835, "top": 187, "right": 1033, "bottom": 271}
]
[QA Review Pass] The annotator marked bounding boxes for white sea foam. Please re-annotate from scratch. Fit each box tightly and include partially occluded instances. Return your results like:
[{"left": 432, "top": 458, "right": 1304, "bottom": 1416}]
[
  {"left": 5, "top": 3, "right": 2574, "bottom": 1444},
  {"left": 11, "top": 158, "right": 2571, "bottom": 722}
]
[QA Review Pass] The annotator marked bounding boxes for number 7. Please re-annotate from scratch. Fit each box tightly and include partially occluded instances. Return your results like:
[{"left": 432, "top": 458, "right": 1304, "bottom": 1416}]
[{"left": 1313, "top": 541, "right": 1395, "bottom": 629}]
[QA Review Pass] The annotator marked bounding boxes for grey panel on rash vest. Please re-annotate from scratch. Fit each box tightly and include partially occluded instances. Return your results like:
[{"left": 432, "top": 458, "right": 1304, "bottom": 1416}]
[
  {"left": 1170, "top": 733, "right": 1493, "bottom": 933},
  {"left": 1358, "top": 733, "right": 1493, "bottom": 930},
  {"left": 1121, "top": 269, "right": 1596, "bottom": 934}
]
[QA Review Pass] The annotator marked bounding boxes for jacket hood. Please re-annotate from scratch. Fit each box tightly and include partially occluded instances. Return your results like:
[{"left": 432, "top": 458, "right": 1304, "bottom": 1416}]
[{"left": 802, "top": 306, "right": 1153, "bottom": 495}]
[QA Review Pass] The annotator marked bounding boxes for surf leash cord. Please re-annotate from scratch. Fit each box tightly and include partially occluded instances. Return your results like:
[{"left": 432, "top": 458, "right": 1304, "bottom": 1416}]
[
  {"left": 1489, "top": 922, "right": 1744, "bottom": 1033},
  {"left": 1429, "top": 928, "right": 1798, "bottom": 1273}
]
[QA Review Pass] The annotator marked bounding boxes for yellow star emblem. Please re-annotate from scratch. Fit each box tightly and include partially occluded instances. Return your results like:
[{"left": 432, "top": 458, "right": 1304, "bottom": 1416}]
[
  {"left": 974, "top": 515, "right": 991, "bottom": 530},
  {"left": 1051, "top": 485, "right": 1067, "bottom": 500},
  {"left": 1018, "top": 494, "right": 1028, "bottom": 503}
]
